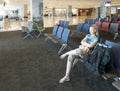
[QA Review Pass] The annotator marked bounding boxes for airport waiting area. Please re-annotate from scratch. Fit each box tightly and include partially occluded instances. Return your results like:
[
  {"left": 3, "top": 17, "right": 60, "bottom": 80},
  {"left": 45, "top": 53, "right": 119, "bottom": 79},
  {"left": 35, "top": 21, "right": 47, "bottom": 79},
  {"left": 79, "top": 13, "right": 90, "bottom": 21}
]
[
  {"left": 0, "top": 27, "right": 118, "bottom": 91},
  {"left": 0, "top": 0, "right": 120, "bottom": 91},
  {"left": 0, "top": 16, "right": 120, "bottom": 91}
]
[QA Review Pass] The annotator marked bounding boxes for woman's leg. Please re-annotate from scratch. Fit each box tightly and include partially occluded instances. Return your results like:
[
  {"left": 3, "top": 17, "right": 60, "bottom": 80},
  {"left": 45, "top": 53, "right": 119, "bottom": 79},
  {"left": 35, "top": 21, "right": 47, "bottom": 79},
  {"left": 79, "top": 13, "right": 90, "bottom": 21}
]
[
  {"left": 65, "top": 55, "right": 75, "bottom": 77},
  {"left": 60, "top": 48, "right": 79, "bottom": 59},
  {"left": 59, "top": 55, "right": 76, "bottom": 83}
]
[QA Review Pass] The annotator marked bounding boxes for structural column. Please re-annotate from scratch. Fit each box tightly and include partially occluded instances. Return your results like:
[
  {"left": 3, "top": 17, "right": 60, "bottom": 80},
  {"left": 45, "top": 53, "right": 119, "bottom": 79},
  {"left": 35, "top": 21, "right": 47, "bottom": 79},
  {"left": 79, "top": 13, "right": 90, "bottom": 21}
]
[
  {"left": 24, "top": 4, "right": 28, "bottom": 21},
  {"left": 52, "top": 8, "right": 55, "bottom": 16},
  {"left": 95, "top": 7, "right": 100, "bottom": 18},
  {"left": 30, "top": 0, "right": 43, "bottom": 21},
  {"left": 67, "top": 5, "right": 72, "bottom": 18},
  {"left": 100, "top": 5, "right": 106, "bottom": 18},
  {"left": 100, "top": 2, "right": 111, "bottom": 18}
]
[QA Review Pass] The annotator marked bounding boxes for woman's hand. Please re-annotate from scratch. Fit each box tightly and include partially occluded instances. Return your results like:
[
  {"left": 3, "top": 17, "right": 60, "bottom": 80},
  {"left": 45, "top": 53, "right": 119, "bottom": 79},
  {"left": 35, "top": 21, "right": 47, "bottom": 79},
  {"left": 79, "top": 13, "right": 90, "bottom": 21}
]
[
  {"left": 81, "top": 34, "right": 98, "bottom": 48},
  {"left": 81, "top": 40, "right": 98, "bottom": 48},
  {"left": 81, "top": 41, "right": 90, "bottom": 47},
  {"left": 83, "top": 41, "right": 98, "bottom": 48}
]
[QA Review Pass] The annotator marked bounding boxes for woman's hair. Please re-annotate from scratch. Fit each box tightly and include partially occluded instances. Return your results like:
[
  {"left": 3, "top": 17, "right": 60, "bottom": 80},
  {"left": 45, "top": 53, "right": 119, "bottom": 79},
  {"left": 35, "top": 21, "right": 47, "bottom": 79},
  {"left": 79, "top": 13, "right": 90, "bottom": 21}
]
[{"left": 90, "top": 24, "right": 99, "bottom": 37}]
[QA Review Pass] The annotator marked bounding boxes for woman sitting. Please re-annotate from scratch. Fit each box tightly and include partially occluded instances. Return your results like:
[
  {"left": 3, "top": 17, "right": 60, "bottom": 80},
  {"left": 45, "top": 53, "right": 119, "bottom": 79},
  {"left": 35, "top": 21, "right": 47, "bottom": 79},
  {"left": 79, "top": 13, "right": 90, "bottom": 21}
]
[{"left": 59, "top": 24, "right": 99, "bottom": 83}]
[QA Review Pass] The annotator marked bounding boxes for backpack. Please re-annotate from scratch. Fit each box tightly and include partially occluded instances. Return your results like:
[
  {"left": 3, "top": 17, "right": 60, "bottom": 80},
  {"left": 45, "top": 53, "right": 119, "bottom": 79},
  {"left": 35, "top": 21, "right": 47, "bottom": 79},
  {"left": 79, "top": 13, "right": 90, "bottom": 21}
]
[{"left": 84, "top": 43, "right": 112, "bottom": 76}]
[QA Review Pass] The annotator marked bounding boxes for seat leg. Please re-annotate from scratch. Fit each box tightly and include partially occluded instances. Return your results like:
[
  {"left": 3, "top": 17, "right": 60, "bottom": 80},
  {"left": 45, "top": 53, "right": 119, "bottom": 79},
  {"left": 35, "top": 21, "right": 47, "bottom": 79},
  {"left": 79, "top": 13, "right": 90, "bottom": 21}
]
[
  {"left": 58, "top": 46, "right": 64, "bottom": 55},
  {"left": 37, "top": 32, "right": 42, "bottom": 38},
  {"left": 23, "top": 33, "right": 33, "bottom": 40},
  {"left": 29, "top": 34, "right": 33, "bottom": 39},
  {"left": 114, "top": 33, "right": 118, "bottom": 40},
  {"left": 72, "top": 58, "right": 79, "bottom": 67},
  {"left": 58, "top": 44, "right": 67, "bottom": 55},
  {"left": 37, "top": 29, "right": 44, "bottom": 38}
]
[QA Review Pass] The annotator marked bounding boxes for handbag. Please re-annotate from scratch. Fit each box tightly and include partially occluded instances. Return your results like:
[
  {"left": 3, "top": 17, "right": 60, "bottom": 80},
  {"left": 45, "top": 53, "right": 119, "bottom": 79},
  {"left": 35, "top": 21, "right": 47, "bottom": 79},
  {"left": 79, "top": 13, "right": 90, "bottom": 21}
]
[{"left": 79, "top": 45, "right": 90, "bottom": 55}]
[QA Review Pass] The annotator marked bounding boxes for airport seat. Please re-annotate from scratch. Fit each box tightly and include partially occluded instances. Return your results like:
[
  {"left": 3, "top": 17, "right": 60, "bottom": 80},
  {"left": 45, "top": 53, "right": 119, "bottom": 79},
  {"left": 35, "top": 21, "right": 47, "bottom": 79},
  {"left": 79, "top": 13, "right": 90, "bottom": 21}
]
[
  {"left": 33, "top": 22, "right": 45, "bottom": 38},
  {"left": 95, "top": 21, "right": 102, "bottom": 30},
  {"left": 93, "top": 18, "right": 99, "bottom": 24},
  {"left": 95, "top": 21, "right": 102, "bottom": 27},
  {"left": 71, "top": 23, "right": 84, "bottom": 38},
  {"left": 89, "top": 19, "right": 94, "bottom": 25},
  {"left": 84, "top": 18, "right": 89, "bottom": 24},
  {"left": 58, "top": 28, "right": 71, "bottom": 54},
  {"left": 56, "top": 26, "right": 64, "bottom": 39},
  {"left": 81, "top": 23, "right": 90, "bottom": 34},
  {"left": 45, "top": 26, "right": 71, "bottom": 54},
  {"left": 98, "top": 22, "right": 110, "bottom": 32},
  {"left": 45, "top": 25, "right": 59, "bottom": 43},
  {"left": 111, "top": 16, "right": 118, "bottom": 23},
  {"left": 76, "top": 23, "right": 83, "bottom": 32},
  {"left": 52, "top": 25, "right": 59, "bottom": 36},
  {"left": 22, "top": 21, "right": 34, "bottom": 40},
  {"left": 59, "top": 20, "right": 64, "bottom": 27},
  {"left": 46, "top": 26, "right": 64, "bottom": 44},
  {"left": 72, "top": 23, "right": 90, "bottom": 38},
  {"left": 59, "top": 20, "right": 69, "bottom": 28},
  {"left": 64, "top": 21, "right": 69, "bottom": 28},
  {"left": 105, "top": 40, "right": 120, "bottom": 73},
  {"left": 99, "top": 18, "right": 106, "bottom": 22},
  {"left": 74, "top": 23, "right": 90, "bottom": 39},
  {"left": 109, "top": 23, "right": 119, "bottom": 40}
]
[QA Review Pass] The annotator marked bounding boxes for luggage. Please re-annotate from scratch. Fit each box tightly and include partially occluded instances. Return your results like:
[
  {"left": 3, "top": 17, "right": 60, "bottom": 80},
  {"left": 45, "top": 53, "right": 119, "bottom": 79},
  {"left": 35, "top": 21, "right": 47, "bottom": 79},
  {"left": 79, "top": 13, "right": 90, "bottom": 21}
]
[{"left": 84, "top": 43, "right": 112, "bottom": 76}]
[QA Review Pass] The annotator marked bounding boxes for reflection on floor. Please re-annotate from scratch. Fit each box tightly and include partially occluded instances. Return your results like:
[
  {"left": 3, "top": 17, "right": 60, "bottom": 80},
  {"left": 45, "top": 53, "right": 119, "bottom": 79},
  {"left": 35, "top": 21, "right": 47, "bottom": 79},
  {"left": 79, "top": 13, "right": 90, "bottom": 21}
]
[
  {"left": 44, "top": 15, "right": 94, "bottom": 27},
  {"left": 0, "top": 15, "right": 95, "bottom": 32},
  {"left": 0, "top": 21, "right": 21, "bottom": 32}
]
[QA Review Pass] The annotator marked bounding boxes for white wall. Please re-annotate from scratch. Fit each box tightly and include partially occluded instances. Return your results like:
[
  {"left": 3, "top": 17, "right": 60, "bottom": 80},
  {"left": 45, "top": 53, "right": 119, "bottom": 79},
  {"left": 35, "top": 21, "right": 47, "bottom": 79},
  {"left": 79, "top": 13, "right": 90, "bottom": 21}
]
[{"left": 0, "top": 4, "right": 24, "bottom": 18}]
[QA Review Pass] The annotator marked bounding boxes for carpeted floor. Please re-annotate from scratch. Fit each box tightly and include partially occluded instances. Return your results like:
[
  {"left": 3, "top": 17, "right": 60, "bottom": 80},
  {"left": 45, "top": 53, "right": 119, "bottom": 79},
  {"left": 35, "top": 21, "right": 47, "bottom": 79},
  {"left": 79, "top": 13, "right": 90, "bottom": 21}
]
[{"left": 0, "top": 30, "right": 118, "bottom": 91}]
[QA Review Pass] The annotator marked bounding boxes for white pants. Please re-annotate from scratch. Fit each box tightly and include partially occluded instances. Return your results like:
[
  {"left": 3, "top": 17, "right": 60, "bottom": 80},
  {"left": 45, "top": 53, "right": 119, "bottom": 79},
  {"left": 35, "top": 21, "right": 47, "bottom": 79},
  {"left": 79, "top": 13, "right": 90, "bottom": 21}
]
[{"left": 65, "top": 48, "right": 82, "bottom": 62}]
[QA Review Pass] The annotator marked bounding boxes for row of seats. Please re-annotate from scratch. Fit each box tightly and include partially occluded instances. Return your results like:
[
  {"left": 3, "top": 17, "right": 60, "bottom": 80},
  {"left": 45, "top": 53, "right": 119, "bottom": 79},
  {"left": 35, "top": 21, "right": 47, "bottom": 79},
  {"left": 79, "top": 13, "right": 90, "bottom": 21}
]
[
  {"left": 22, "top": 21, "right": 44, "bottom": 39},
  {"left": 99, "top": 16, "right": 120, "bottom": 23},
  {"left": 105, "top": 40, "right": 120, "bottom": 73},
  {"left": 71, "top": 23, "right": 91, "bottom": 39},
  {"left": 58, "top": 20, "right": 69, "bottom": 28},
  {"left": 70, "top": 22, "right": 120, "bottom": 75},
  {"left": 85, "top": 17, "right": 120, "bottom": 29},
  {"left": 48, "top": 22, "right": 120, "bottom": 75},
  {"left": 85, "top": 16, "right": 120, "bottom": 23},
  {"left": 76, "top": 23, "right": 90, "bottom": 34},
  {"left": 95, "top": 21, "right": 119, "bottom": 40},
  {"left": 84, "top": 18, "right": 98, "bottom": 25},
  {"left": 33, "top": 22, "right": 44, "bottom": 38},
  {"left": 22, "top": 21, "right": 33, "bottom": 40},
  {"left": 73, "top": 40, "right": 120, "bottom": 75},
  {"left": 46, "top": 25, "right": 71, "bottom": 54}
]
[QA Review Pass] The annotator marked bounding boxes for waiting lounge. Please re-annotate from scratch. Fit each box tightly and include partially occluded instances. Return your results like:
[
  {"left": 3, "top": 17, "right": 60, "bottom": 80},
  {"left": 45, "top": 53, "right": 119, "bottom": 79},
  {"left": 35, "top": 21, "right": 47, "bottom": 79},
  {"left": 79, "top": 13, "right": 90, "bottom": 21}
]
[{"left": 0, "top": 0, "right": 120, "bottom": 91}]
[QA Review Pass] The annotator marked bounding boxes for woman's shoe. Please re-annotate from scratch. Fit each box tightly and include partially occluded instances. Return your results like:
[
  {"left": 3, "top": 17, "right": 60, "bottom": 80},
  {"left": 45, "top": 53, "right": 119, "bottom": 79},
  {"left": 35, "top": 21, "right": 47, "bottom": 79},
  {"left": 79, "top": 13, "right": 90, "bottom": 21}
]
[{"left": 59, "top": 77, "right": 70, "bottom": 83}]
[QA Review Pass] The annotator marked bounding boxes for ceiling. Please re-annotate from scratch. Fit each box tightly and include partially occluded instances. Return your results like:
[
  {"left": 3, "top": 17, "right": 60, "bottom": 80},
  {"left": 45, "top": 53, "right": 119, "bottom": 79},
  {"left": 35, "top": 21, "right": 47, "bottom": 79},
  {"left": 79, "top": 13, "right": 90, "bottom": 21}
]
[
  {"left": 44, "top": 0, "right": 120, "bottom": 8},
  {"left": 0, "top": 0, "right": 120, "bottom": 8}
]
